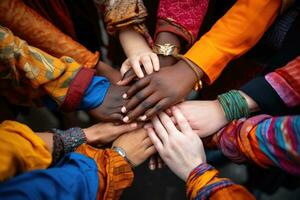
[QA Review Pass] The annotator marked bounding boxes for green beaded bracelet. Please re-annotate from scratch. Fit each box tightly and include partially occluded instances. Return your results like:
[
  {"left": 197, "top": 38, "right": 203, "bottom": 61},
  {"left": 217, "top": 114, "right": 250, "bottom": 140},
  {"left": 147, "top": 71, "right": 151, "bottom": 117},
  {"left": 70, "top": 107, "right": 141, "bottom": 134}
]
[{"left": 217, "top": 90, "right": 250, "bottom": 122}]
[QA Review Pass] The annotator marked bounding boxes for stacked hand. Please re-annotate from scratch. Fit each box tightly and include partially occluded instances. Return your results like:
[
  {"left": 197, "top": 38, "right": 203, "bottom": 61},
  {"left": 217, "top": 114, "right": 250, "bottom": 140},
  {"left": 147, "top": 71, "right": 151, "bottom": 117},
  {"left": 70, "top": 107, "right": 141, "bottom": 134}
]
[
  {"left": 88, "top": 84, "right": 129, "bottom": 122},
  {"left": 119, "top": 60, "right": 198, "bottom": 123},
  {"left": 83, "top": 122, "right": 138, "bottom": 146},
  {"left": 146, "top": 107, "right": 206, "bottom": 181},
  {"left": 175, "top": 100, "right": 228, "bottom": 138},
  {"left": 113, "top": 128, "right": 156, "bottom": 167}
]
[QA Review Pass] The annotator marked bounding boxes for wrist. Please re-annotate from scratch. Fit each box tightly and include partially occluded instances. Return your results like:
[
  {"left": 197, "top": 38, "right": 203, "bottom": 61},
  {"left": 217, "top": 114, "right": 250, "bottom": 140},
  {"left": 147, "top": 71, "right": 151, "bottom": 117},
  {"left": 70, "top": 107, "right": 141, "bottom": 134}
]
[
  {"left": 184, "top": 159, "right": 204, "bottom": 181},
  {"left": 155, "top": 32, "right": 181, "bottom": 49},
  {"left": 120, "top": 27, "right": 152, "bottom": 57},
  {"left": 82, "top": 127, "right": 97, "bottom": 144},
  {"left": 217, "top": 90, "right": 251, "bottom": 122},
  {"left": 175, "top": 58, "right": 204, "bottom": 91},
  {"left": 213, "top": 100, "right": 229, "bottom": 124},
  {"left": 238, "top": 91, "right": 260, "bottom": 112}
]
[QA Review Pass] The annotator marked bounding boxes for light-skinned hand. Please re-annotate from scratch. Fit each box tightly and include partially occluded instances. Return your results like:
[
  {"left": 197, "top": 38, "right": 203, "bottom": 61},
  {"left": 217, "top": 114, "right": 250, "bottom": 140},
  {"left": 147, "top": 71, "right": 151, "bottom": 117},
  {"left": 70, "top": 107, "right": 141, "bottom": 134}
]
[
  {"left": 83, "top": 122, "right": 138, "bottom": 146},
  {"left": 176, "top": 100, "right": 228, "bottom": 138},
  {"left": 120, "top": 51, "right": 160, "bottom": 79},
  {"left": 147, "top": 107, "right": 206, "bottom": 181}
]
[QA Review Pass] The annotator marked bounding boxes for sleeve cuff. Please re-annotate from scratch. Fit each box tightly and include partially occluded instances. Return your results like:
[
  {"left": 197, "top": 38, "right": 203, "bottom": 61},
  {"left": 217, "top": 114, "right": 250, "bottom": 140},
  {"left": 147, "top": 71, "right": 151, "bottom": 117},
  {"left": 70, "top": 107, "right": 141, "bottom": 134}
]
[
  {"left": 60, "top": 67, "right": 95, "bottom": 112},
  {"left": 184, "top": 38, "right": 232, "bottom": 84},
  {"left": 240, "top": 76, "right": 287, "bottom": 115},
  {"left": 79, "top": 76, "right": 110, "bottom": 110}
]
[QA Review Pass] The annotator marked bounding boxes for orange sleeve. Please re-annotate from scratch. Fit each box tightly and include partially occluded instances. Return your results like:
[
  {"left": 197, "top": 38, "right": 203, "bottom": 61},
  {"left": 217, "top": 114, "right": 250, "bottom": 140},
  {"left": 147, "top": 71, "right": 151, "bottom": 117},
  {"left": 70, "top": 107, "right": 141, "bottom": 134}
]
[
  {"left": 0, "top": 0, "right": 99, "bottom": 69},
  {"left": 186, "top": 164, "right": 254, "bottom": 200},
  {"left": 184, "top": 0, "right": 281, "bottom": 84},
  {"left": 0, "top": 121, "right": 51, "bottom": 181},
  {"left": 76, "top": 144, "right": 134, "bottom": 200}
]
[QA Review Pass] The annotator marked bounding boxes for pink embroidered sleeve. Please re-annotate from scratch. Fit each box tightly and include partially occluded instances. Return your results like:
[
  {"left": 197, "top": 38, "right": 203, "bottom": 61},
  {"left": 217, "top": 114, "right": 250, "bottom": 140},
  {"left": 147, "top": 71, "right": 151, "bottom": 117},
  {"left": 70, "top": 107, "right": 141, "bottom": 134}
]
[
  {"left": 155, "top": 0, "right": 209, "bottom": 47},
  {"left": 265, "top": 56, "right": 300, "bottom": 107}
]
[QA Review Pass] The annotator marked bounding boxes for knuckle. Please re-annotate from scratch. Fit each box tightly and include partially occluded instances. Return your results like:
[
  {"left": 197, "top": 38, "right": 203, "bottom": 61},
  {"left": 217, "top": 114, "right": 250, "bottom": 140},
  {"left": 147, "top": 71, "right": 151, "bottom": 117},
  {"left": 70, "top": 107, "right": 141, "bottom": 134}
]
[
  {"left": 141, "top": 101, "right": 152, "bottom": 109},
  {"left": 135, "top": 92, "right": 144, "bottom": 101}
]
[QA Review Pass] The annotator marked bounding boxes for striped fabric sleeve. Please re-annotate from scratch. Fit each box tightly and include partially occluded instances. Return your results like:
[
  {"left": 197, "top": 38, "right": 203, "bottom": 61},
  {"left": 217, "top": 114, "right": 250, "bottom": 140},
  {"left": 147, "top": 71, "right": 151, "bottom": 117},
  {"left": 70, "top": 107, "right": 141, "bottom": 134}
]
[
  {"left": 212, "top": 115, "right": 300, "bottom": 175},
  {"left": 75, "top": 144, "right": 134, "bottom": 200},
  {"left": 265, "top": 56, "right": 300, "bottom": 107},
  {"left": 186, "top": 163, "right": 254, "bottom": 200}
]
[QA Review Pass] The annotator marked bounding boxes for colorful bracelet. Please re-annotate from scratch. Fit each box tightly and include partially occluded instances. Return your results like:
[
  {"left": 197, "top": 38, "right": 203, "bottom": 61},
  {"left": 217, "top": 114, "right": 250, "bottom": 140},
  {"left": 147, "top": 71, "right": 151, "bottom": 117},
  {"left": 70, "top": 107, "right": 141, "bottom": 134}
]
[
  {"left": 217, "top": 90, "right": 250, "bottom": 122},
  {"left": 52, "top": 127, "right": 87, "bottom": 164}
]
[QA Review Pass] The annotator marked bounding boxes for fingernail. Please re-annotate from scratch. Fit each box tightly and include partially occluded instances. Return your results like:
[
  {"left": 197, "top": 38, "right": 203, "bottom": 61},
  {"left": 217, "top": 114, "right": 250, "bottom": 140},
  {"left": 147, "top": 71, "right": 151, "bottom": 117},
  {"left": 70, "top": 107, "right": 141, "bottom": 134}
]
[
  {"left": 130, "top": 123, "right": 137, "bottom": 128},
  {"left": 139, "top": 73, "right": 144, "bottom": 78},
  {"left": 139, "top": 115, "right": 147, "bottom": 121},
  {"left": 150, "top": 164, "right": 155, "bottom": 170},
  {"left": 117, "top": 80, "right": 121, "bottom": 84},
  {"left": 122, "top": 93, "right": 127, "bottom": 99},
  {"left": 121, "top": 106, "right": 127, "bottom": 113},
  {"left": 123, "top": 116, "right": 129, "bottom": 123}
]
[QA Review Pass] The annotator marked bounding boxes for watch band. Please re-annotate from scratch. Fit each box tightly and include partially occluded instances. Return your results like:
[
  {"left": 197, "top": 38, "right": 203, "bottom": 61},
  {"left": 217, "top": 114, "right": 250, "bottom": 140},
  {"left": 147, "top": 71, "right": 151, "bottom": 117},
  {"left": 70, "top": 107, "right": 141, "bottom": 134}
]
[
  {"left": 153, "top": 43, "right": 180, "bottom": 57},
  {"left": 112, "top": 146, "right": 136, "bottom": 167}
]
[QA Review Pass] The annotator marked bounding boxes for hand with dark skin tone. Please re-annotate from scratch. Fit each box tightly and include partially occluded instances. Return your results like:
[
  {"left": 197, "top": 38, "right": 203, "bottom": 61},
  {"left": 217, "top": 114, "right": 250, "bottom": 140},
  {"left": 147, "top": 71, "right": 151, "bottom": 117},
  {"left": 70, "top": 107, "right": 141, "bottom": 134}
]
[
  {"left": 88, "top": 84, "right": 129, "bottom": 122},
  {"left": 156, "top": 32, "right": 180, "bottom": 67},
  {"left": 121, "top": 60, "right": 204, "bottom": 123}
]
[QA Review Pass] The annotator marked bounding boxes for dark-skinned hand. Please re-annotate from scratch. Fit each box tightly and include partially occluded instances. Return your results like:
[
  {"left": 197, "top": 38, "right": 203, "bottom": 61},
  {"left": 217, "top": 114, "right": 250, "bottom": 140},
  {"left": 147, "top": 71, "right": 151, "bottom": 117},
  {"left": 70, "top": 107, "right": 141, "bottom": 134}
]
[
  {"left": 89, "top": 84, "right": 129, "bottom": 122},
  {"left": 96, "top": 61, "right": 122, "bottom": 84},
  {"left": 121, "top": 60, "right": 199, "bottom": 123}
]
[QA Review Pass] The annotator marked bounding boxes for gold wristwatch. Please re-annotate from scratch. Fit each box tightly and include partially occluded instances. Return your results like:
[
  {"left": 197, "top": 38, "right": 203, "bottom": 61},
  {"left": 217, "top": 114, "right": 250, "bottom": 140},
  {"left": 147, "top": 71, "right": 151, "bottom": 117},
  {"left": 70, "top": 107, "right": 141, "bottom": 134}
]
[{"left": 153, "top": 43, "right": 180, "bottom": 57}]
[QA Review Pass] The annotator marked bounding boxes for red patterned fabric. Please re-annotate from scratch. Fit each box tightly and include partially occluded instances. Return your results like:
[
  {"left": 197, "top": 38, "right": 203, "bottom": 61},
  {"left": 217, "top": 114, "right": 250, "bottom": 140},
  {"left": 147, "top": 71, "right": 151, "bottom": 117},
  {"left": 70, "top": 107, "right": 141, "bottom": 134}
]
[{"left": 155, "top": 0, "right": 209, "bottom": 47}]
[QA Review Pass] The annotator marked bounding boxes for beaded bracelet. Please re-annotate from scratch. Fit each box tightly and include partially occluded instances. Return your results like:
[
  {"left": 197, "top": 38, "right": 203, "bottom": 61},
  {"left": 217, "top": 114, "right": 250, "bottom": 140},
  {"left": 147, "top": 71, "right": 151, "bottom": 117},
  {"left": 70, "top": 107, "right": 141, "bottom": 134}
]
[
  {"left": 52, "top": 127, "right": 87, "bottom": 164},
  {"left": 217, "top": 90, "right": 250, "bottom": 122}
]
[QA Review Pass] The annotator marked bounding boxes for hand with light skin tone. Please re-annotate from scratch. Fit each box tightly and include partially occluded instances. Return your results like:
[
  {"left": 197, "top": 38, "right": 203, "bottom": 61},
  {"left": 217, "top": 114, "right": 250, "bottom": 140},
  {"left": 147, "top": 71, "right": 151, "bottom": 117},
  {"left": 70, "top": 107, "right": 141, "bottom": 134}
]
[
  {"left": 146, "top": 107, "right": 206, "bottom": 181},
  {"left": 119, "top": 27, "right": 159, "bottom": 79},
  {"left": 112, "top": 128, "right": 156, "bottom": 167},
  {"left": 174, "top": 91, "right": 260, "bottom": 138}
]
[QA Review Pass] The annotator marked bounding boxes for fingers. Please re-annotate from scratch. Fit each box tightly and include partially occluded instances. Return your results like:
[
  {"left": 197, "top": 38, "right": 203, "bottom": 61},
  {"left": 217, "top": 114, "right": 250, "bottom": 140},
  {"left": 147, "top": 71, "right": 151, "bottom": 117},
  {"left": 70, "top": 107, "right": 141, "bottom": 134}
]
[
  {"left": 143, "top": 137, "right": 153, "bottom": 149},
  {"left": 147, "top": 127, "right": 163, "bottom": 153},
  {"left": 151, "top": 116, "right": 168, "bottom": 144},
  {"left": 120, "top": 60, "right": 131, "bottom": 77},
  {"left": 132, "top": 58, "right": 145, "bottom": 79},
  {"left": 117, "top": 69, "right": 137, "bottom": 86},
  {"left": 149, "top": 155, "right": 156, "bottom": 170},
  {"left": 157, "top": 156, "right": 164, "bottom": 169},
  {"left": 149, "top": 53, "right": 160, "bottom": 71},
  {"left": 144, "top": 98, "right": 172, "bottom": 119},
  {"left": 158, "top": 112, "right": 178, "bottom": 135},
  {"left": 140, "top": 55, "right": 154, "bottom": 75},
  {"left": 123, "top": 94, "right": 160, "bottom": 122},
  {"left": 124, "top": 77, "right": 150, "bottom": 99},
  {"left": 145, "top": 146, "right": 157, "bottom": 157},
  {"left": 122, "top": 88, "right": 153, "bottom": 114},
  {"left": 102, "top": 113, "right": 124, "bottom": 122},
  {"left": 171, "top": 106, "right": 192, "bottom": 134},
  {"left": 112, "top": 122, "right": 138, "bottom": 135}
]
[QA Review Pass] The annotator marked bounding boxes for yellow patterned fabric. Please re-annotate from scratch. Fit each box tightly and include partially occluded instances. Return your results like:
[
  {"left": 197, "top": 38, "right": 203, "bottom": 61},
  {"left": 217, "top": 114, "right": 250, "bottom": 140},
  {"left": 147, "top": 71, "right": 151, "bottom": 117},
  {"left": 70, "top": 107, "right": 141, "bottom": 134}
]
[
  {"left": 0, "top": 26, "right": 94, "bottom": 110},
  {"left": 0, "top": 120, "right": 51, "bottom": 181}
]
